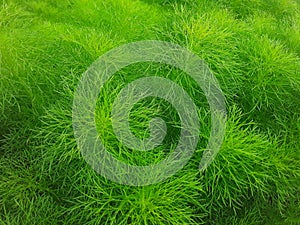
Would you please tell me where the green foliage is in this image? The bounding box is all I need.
[0,0,299,224]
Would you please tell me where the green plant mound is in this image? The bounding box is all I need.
[0,0,299,224]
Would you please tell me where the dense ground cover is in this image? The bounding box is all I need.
[0,0,299,224]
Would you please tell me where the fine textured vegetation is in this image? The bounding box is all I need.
[0,0,299,224]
